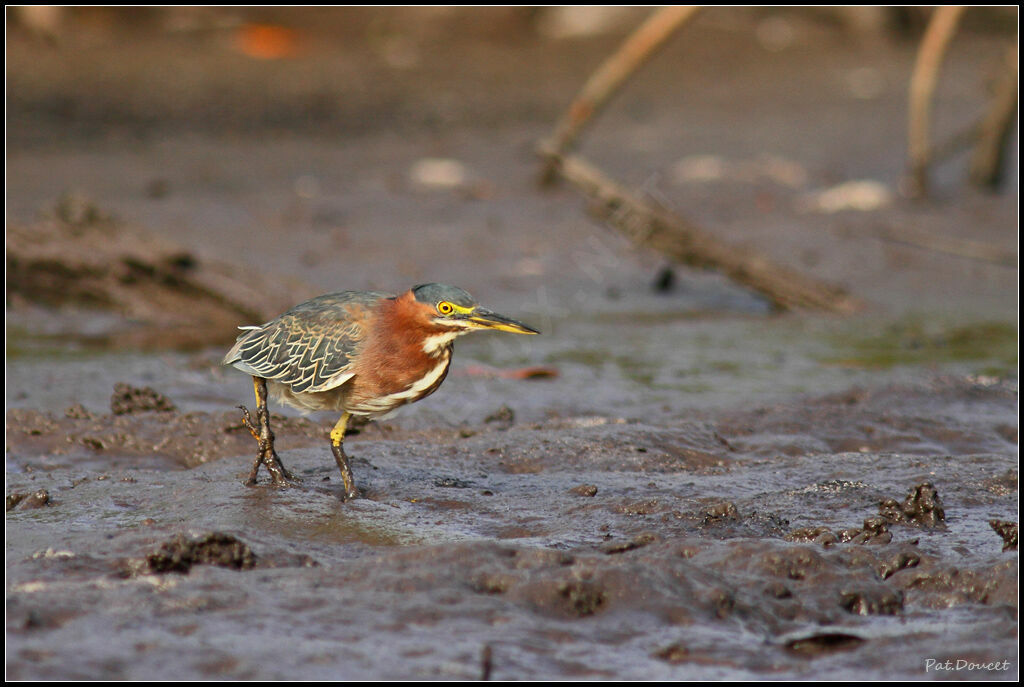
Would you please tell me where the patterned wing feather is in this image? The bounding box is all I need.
[223,291,388,392]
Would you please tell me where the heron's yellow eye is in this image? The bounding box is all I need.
[437,301,455,316]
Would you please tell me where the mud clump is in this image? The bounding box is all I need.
[110,382,177,415]
[785,527,839,547]
[837,516,893,545]
[6,489,51,512]
[54,191,111,226]
[471,572,515,595]
[432,476,474,489]
[875,549,922,579]
[989,520,1018,551]
[784,632,866,656]
[786,484,945,548]
[615,499,660,516]
[759,547,828,582]
[703,501,739,521]
[64,404,95,420]
[557,579,607,617]
[144,533,257,574]
[653,642,690,663]
[600,532,658,555]
[839,586,904,615]
[698,503,789,539]
[878,483,945,529]
[891,558,1018,606]
[484,405,515,425]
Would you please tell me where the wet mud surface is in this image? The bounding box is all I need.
[6,376,1017,680]
[6,7,1019,681]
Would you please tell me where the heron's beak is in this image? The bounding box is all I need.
[465,308,539,335]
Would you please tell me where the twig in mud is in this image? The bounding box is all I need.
[539,6,700,184]
[968,43,1018,190]
[873,224,1017,267]
[539,149,863,314]
[912,43,1017,191]
[535,7,861,313]
[906,6,967,197]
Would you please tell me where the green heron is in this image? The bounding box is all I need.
[223,283,539,499]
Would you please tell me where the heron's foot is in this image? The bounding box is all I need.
[245,450,301,487]
[331,442,360,501]
[238,405,300,487]
[261,455,301,486]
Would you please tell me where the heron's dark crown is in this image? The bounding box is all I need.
[411,283,477,308]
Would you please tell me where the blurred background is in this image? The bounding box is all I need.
[6,6,1019,419]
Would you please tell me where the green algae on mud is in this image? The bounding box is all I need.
[823,319,1017,372]
[524,312,1017,411]
[5,325,118,360]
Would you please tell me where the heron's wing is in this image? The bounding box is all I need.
[223,291,387,393]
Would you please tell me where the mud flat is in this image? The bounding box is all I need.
[6,375,1018,680]
[6,7,1018,681]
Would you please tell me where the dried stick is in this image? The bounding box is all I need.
[540,6,700,183]
[917,44,1015,169]
[906,6,967,198]
[541,149,863,314]
[969,44,1018,190]
[874,224,1017,267]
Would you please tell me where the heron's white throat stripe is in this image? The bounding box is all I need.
[421,330,461,355]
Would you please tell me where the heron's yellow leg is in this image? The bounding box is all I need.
[330,412,349,446]
[330,412,359,500]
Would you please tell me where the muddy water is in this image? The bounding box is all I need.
[6,9,1019,681]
